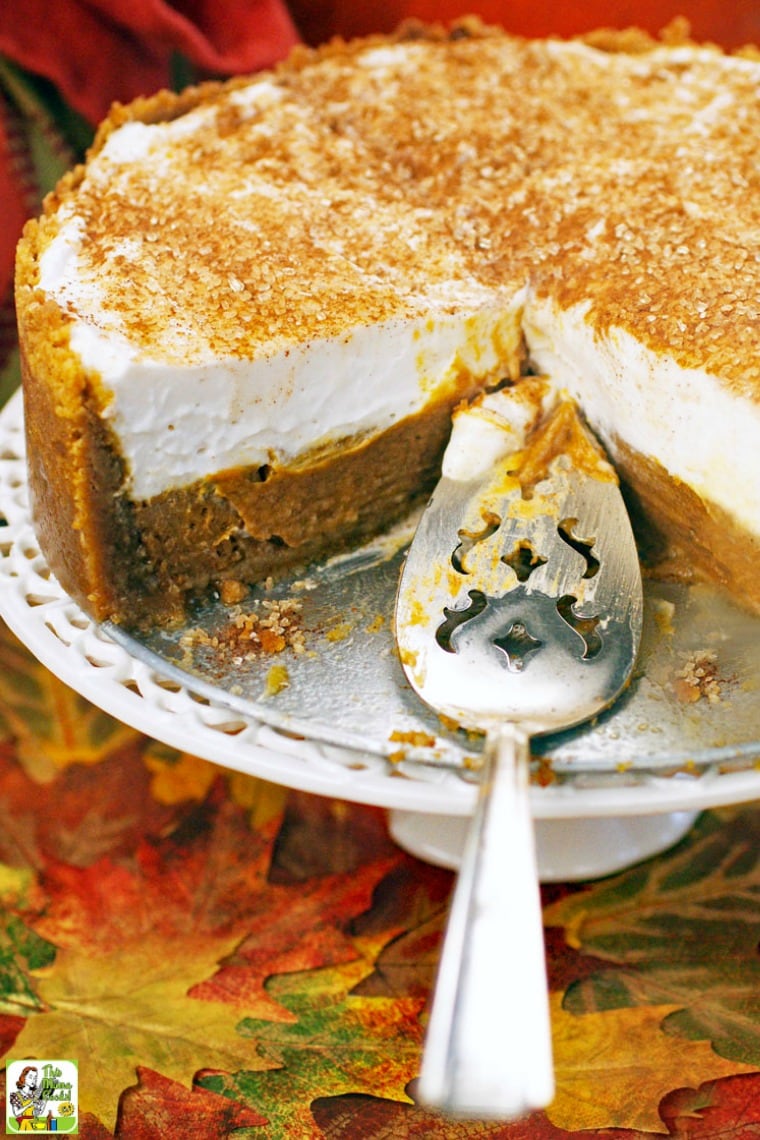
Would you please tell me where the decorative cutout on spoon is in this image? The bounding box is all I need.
[555,594,603,658]
[557,518,600,579]
[502,540,548,582]
[451,512,501,574]
[435,589,488,652]
[492,620,543,671]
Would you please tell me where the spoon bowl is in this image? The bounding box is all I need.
[395,392,643,1119]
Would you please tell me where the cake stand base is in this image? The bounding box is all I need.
[388,808,700,882]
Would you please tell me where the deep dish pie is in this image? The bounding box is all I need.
[15,18,760,626]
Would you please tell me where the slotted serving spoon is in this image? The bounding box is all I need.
[395,393,643,1119]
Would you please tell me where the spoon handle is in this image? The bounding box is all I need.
[418,724,554,1119]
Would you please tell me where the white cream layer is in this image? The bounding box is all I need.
[522,295,760,538]
[38,74,526,502]
[440,288,760,540]
[35,38,760,534]
[66,300,524,500]
[41,230,760,535]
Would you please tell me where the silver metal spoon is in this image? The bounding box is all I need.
[395,393,643,1119]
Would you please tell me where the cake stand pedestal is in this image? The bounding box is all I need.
[388,807,699,881]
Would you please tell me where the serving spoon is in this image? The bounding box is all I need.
[395,392,643,1118]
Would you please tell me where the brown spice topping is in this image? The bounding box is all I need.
[43,21,760,398]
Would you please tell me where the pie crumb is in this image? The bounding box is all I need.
[672,649,722,704]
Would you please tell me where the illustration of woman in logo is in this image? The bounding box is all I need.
[8,1066,52,1131]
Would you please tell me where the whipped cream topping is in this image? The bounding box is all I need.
[34,26,760,533]
[441,292,760,541]
[523,296,760,540]
[64,301,524,500]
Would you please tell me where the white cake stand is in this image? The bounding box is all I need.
[2,391,758,880]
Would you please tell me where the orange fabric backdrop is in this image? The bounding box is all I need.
[291,0,760,50]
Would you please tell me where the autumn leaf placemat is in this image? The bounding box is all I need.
[0,617,757,1138]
